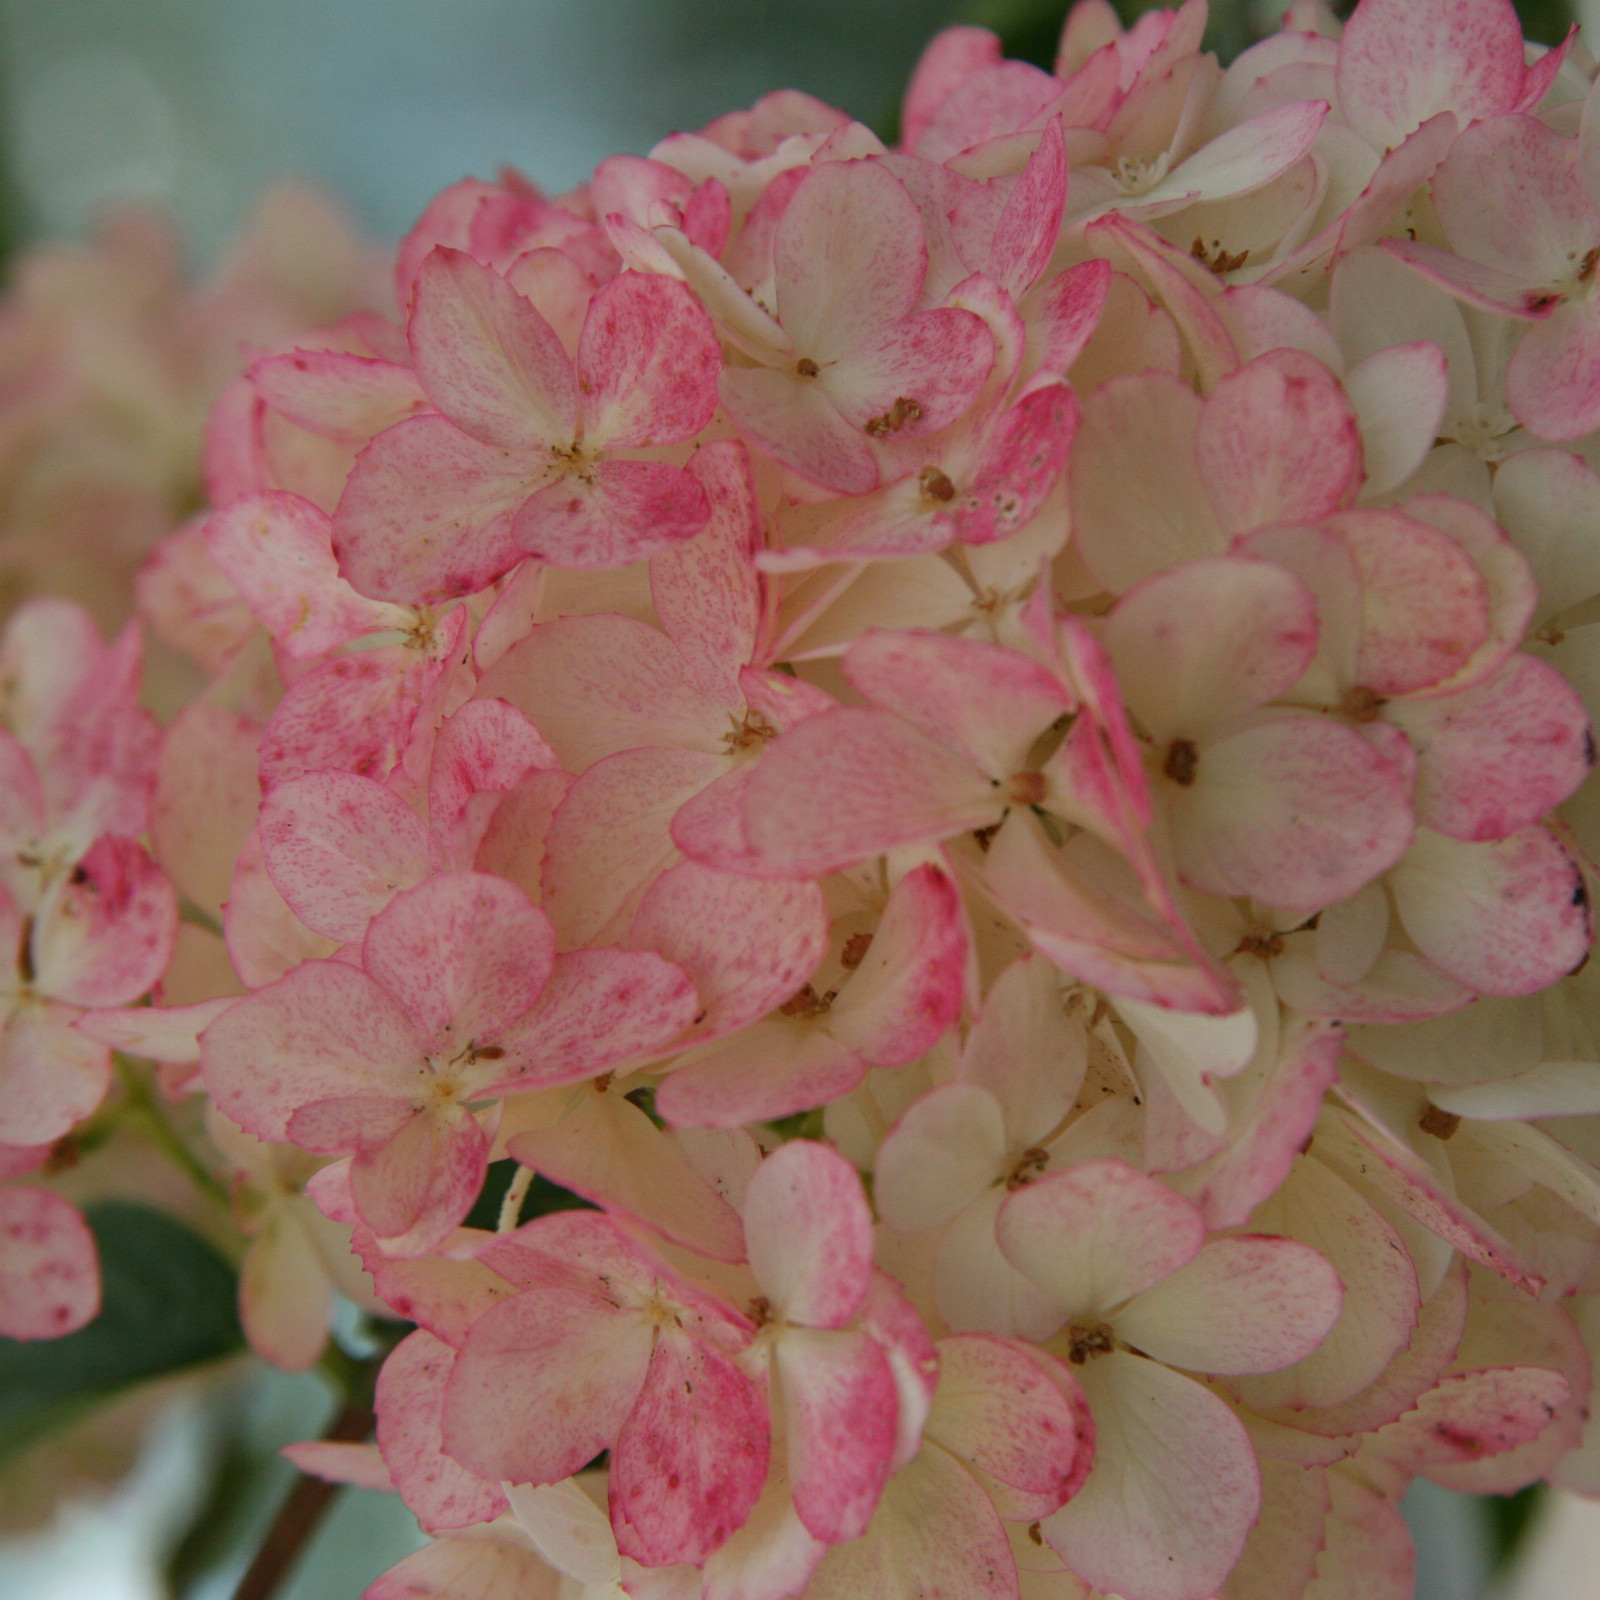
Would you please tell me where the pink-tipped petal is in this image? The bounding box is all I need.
[332,416,528,604]
[363,872,555,1050]
[826,864,966,1066]
[409,247,577,450]
[375,1329,509,1532]
[205,492,400,658]
[744,1139,875,1330]
[1114,1235,1343,1376]
[0,1189,99,1341]
[740,707,999,875]
[778,1328,899,1544]
[491,948,699,1089]
[576,272,722,448]
[260,771,437,944]
[442,1285,653,1485]
[1389,825,1593,995]
[610,1329,769,1568]
[514,458,710,569]
[1336,0,1528,152]
[996,1159,1205,1322]
[1196,348,1362,536]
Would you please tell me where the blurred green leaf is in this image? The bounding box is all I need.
[1486,1482,1548,1569]
[0,1201,243,1468]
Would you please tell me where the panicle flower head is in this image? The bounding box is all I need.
[9,3,1600,1597]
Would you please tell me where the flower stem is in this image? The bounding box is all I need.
[112,1054,231,1207]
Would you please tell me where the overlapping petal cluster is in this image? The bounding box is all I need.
[9,2,1600,1598]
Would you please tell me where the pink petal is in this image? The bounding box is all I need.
[0,1188,99,1341]
[628,862,828,1043]
[1329,505,1491,695]
[507,1091,745,1263]
[513,458,711,568]
[200,960,423,1141]
[1388,653,1593,841]
[1196,348,1361,536]
[1432,113,1599,290]
[204,492,400,658]
[491,948,698,1090]
[248,349,429,448]
[0,1004,111,1146]
[820,306,993,442]
[744,1138,874,1330]
[924,1334,1093,1520]
[428,698,558,865]
[1168,712,1415,911]
[740,707,999,875]
[1389,825,1592,995]
[802,1441,1017,1600]
[480,614,726,774]
[409,247,576,450]
[996,1158,1204,1322]
[31,837,177,1008]
[650,442,763,709]
[983,814,1240,1015]
[150,701,261,921]
[718,365,879,496]
[901,27,1004,157]
[279,1440,393,1492]
[1032,258,1114,376]
[348,1103,489,1257]
[1102,557,1319,739]
[1234,1155,1426,1415]
[826,864,966,1066]
[972,118,1068,297]
[541,747,724,949]
[1147,99,1329,205]
[363,872,555,1051]
[333,416,527,603]
[1336,0,1526,151]
[375,1328,509,1531]
[654,1021,867,1130]
[576,272,722,448]
[778,1328,898,1543]
[1042,1352,1259,1600]
[1379,235,1554,317]
[1115,1235,1342,1376]
[844,630,1072,780]
[953,382,1079,548]
[442,1284,653,1484]
[239,1210,332,1372]
[774,160,925,358]
[256,622,464,791]
[260,772,437,944]
[916,58,1061,165]
[610,1329,769,1567]
[1508,295,1600,442]
[1345,341,1451,498]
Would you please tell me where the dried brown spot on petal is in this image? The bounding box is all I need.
[1419,1104,1461,1141]
[1163,739,1199,786]
[795,357,820,378]
[919,465,957,503]
[865,396,924,437]
[840,932,873,970]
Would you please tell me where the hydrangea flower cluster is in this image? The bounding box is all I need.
[8,1,1600,1596]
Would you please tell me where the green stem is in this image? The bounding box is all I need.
[113,1055,231,1207]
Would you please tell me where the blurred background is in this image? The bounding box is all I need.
[0,1,1597,1597]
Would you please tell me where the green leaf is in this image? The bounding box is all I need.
[0,1201,244,1467]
